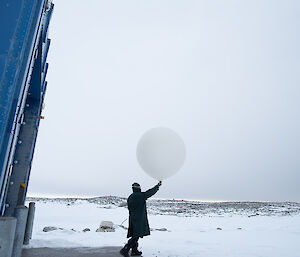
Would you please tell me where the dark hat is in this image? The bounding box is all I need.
[132,182,141,192]
[132,182,141,188]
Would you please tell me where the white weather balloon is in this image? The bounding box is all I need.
[136,127,186,180]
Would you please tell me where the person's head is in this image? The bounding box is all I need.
[132,182,141,192]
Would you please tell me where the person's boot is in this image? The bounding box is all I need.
[120,244,130,257]
[131,243,142,256]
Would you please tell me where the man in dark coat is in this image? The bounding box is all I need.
[120,181,162,257]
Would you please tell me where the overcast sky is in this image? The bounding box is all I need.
[28,0,300,201]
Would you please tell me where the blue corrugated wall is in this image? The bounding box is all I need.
[0,0,53,215]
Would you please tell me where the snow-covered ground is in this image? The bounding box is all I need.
[25,197,300,257]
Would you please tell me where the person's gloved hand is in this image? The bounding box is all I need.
[157,181,162,187]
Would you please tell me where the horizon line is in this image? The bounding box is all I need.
[26,193,299,203]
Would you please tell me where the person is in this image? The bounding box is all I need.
[120,181,162,257]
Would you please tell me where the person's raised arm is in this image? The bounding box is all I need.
[143,181,162,200]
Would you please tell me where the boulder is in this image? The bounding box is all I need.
[96,221,115,232]
[119,202,127,207]
[155,228,168,231]
[43,226,58,232]
[83,228,91,232]
[96,227,115,232]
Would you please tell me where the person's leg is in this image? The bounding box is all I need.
[121,237,141,256]
[131,237,142,256]
[120,239,132,257]
[127,237,139,249]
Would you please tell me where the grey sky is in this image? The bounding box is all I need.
[28,0,300,201]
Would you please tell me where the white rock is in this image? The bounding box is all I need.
[96,221,115,232]
[100,221,114,229]
[119,202,127,207]
[96,227,115,232]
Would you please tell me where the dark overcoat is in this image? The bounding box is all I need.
[127,185,159,238]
